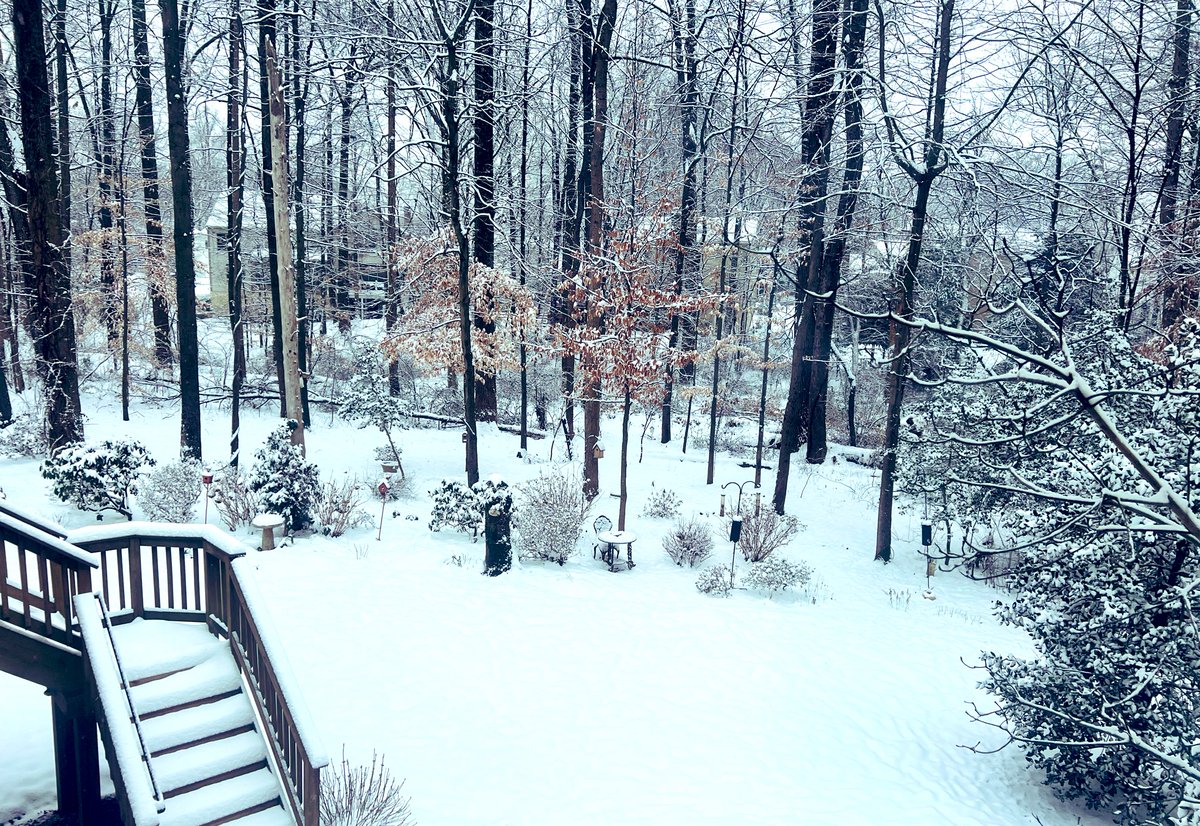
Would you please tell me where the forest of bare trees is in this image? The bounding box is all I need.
[0,0,1197,540]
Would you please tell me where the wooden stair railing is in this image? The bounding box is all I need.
[0,507,98,649]
[70,523,328,826]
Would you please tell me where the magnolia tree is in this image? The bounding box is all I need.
[555,215,724,526]
[894,302,1200,823]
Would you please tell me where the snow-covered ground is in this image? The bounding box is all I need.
[0,337,1108,825]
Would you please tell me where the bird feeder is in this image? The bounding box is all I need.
[461,431,468,444]
[380,460,399,477]
[593,442,605,459]
[729,516,743,543]
[201,468,214,523]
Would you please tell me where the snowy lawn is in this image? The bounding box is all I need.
[0,372,1108,825]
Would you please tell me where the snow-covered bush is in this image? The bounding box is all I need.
[139,458,203,522]
[642,487,681,519]
[316,475,373,537]
[320,749,413,826]
[428,480,481,536]
[339,346,408,474]
[734,510,801,562]
[743,557,811,598]
[898,311,1200,821]
[247,421,320,532]
[41,439,153,519]
[513,469,591,565]
[0,413,48,458]
[662,518,712,567]
[695,564,732,597]
[209,465,257,530]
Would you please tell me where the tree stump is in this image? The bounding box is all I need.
[483,502,512,576]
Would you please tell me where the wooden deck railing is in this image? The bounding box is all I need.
[0,509,97,647]
[70,524,326,826]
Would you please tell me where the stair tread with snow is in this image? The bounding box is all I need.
[130,650,244,717]
[221,807,297,826]
[142,692,257,756]
[110,619,227,684]
[154,729,271,796]
[157,766,283,826]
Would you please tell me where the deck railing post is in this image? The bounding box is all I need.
[127,538,144,617]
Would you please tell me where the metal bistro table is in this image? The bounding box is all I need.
[596,529,637,571]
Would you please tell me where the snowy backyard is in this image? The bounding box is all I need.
[0,346,1110,826]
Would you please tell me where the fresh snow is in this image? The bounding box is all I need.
[0,365,1110,825]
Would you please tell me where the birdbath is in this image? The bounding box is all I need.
[252,513,286,550]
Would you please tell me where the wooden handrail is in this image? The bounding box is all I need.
[68,524,325,826]
[1,515,97,647]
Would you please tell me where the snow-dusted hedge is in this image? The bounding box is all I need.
[41,438,153,520]
[734,510,801,563]
[513,469,591,565]
[743,557,812,598]
[662,517,712,567]
[139,457,203,522]
[695,564,732,597]
[247,421,319,532]
[642,487,682,519]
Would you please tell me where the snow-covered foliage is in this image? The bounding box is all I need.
[695,563,733,597]
[247,421,320,532]
[41,438,153,519]
[428,480,482,537]
[513,468,591,564]
[139,457,203,522]
[209,464,257,531]
[316,475,373,537]
[339,345,408,469]
[642,487,682,519]
[743,557,812,597]
[381,228,534,380]
[0,412,48,458]
[735,510,801,563]
[662,517,713,567]
[899,312,1200,821]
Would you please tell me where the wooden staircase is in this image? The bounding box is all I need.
[106,618,292,826]
[0,501,326,826]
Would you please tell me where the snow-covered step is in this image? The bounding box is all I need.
[110,619,227,684]
[131,649,243,717]
[155,729,270,796]
[222,806,296,826]
[142,693,256,756]
[157,766,283,826]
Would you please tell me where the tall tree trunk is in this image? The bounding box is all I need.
[662,0,700,444]
[1161,0,1194,329]
[228,0,247,467]
[96,0,119,348]
[131,0,174,366]
[805,0,868,465]
[517,0,533,448]
[473,0,498,421]
[385,0,401,397]
[335,54,358,317]
[875,0,954,561]
[257,4,286,412]
[552,0,583,451]
[290,0,311,426]
[263,2,305,451]
[54,0,70,281]
[580,0,618,500]
[772,0,840,514]
[161,0,202,458]
[13,0,84,450]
